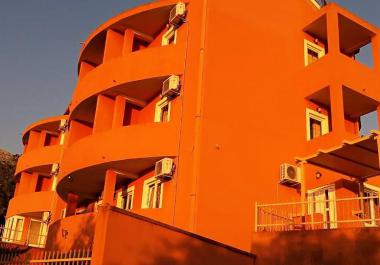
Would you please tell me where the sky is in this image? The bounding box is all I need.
[0,0,379,154]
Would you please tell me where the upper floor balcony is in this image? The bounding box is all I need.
[298,3,380,155]
[6,191,56,219]
[74,1,188,106]
[56,121,179,204]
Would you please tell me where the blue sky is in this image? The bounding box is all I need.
[0,1,379,153]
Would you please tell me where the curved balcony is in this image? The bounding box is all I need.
[72,43,186,114]
[56,122,179,202]
[6,191,56,218]
[15,145,62,176]
[22,115,67,145]
[78,0,184,70]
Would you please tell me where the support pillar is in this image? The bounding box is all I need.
[122,29,135,55]
[102,170,117,205]
[330,82,346,136]
[372,34,380,73]
[326,8,340,56]
[112,96,127,128]
[66,193,79,217]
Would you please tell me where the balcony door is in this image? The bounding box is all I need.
[28,219,43,247]
[308,185,337,229]
[363,184,380,227]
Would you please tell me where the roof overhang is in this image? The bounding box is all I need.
[296,131,380,179]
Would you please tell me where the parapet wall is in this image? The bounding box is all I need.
[252,228,380,265]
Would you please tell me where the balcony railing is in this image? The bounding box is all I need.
[255,195,380,232]
[0,225,47,248]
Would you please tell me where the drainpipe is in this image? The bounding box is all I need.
[189,0,209,231]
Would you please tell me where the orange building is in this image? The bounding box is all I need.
[3,0,380,264]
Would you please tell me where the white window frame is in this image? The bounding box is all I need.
[154,97,171,123]
[141,177,163,209]
[27,219,43,247]
[162,26,177,46]
[116,186,135,210]
[304,39,325,66]
[306,108,329,141]
[307,184,337,229]
[363,183,380,227]
[8,216,24,243]
[310,0,322,9]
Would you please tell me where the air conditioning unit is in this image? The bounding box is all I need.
[169,2,186,26]
[162,75,180,98]
[280,163,301,186]
[155,158,175,180]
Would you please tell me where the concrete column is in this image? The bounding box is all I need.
[66,193,79,217]
[330,82,346,136]
[326,9,340,56]
[79,61,95,80]
[102,170,117,205]
[122,29,135,55]
[18,172,39,194]
[112,96,127,128]
[93,95,115,134]
[90,205,110,265]
[103,29,124,62]
[372,34,380,73]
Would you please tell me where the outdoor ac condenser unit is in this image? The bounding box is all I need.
[280,163,301,186]
[169,2,186,26]
[155,158,175,180]
[162,75,180,98]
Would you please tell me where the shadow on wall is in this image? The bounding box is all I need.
[252,228,380,265]
[136,237,255,265]
[45,213,96,251]
[94,206,255,265]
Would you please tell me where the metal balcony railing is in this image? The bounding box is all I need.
[255,195,380,232]
[0,225,47,248]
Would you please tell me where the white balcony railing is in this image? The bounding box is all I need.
[0,225,47,248]
[255,196,380,232]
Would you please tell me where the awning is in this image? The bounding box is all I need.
[297,131,380,179]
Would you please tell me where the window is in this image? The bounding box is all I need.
[116,186,135,210]
[304,39,325,66]
[162,26,177,46]
[306,108,329,140]
[310,0,322,9]
[4,216,25,242]
[142,177,163,209]
[154,97,171,123]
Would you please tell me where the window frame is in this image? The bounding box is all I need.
[154,97,171,123]
[310,0,322,9]
[117,186,135,210]
[306,108,329,141]
[141,177,164,209]
[162,26,177,46]
[304,39,325,66]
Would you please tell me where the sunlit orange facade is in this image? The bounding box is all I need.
[4,0,380,264]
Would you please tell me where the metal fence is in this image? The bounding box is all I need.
[255,195,380,232]
[0,226,47,248]
[0,249,92,265]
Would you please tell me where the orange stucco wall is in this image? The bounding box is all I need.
[252,228,380,265]
[91,205,254,265]
[6,0,380,261]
